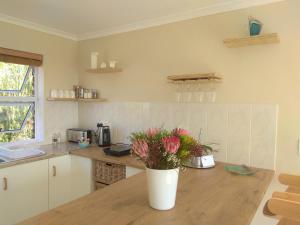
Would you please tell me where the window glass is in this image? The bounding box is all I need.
[0,62,36,143]
[0,62,34,97]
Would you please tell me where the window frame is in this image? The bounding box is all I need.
[0,65,42,145]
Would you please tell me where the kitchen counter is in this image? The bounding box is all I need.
[70,147,145,169]
[0,142,80,169]
[0,143,144,170]
[16,163,273,225]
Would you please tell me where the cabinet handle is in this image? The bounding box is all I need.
[3,177,7,191]
[53,166,57,177]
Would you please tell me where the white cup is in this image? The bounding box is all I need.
[63,90,70,98]
[109,60,117,68]
[58,90,64,98]
[70,90,75,99]
[50,89,58,98]
[100,62,107,69]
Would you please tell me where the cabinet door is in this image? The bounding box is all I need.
[70,155,92,200]
[49,155,72,209]
[126,166,143,178]
[0,160,48,225]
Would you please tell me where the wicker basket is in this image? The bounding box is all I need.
[94,160,126,184]
[95,182,108,190]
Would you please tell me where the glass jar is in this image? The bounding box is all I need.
[92,89,98,99]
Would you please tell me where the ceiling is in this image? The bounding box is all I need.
[0,0,283,40]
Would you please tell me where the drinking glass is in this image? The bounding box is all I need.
[175,81,184,102]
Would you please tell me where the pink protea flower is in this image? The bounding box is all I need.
[173,128,189,136]
[132,139,148,159]
[146,128,161,137]
[162,136,180,154]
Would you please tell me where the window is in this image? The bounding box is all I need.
[0,63,37,142]
[0,47,43,143]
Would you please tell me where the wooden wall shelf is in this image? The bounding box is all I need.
[86,68,122,74]
[223,33,280,48]
[47,98,106,102]
[167,73,221,83]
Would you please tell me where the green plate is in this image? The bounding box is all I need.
[224,165,256,176]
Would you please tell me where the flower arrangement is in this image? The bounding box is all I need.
[130,128,213,170]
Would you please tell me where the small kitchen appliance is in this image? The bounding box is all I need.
[67,128,93,143]
[96,123,111,147]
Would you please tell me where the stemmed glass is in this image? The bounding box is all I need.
[175,81,184,102]
[194,81,204,103]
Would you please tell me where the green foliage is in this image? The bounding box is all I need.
[131,128,201,169]
[176,135,194,160]
[201,144,214,154]
[0,62,35,143]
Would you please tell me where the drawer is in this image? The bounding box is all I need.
[94,160,125,184]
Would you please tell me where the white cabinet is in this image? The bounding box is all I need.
[0,160,48,225]
[126,166,143,178]
[49,155,72,209]
[70,155,92,200]
[49,155,92,209]
[0,154,92,225]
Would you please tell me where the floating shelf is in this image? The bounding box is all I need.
[47,98,106,102]
[223,33,280,48]
[86,68,122,74]
[167,73,222,83]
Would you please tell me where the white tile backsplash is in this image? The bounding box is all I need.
[206,104,228,138]
[44,101,78,143]
[170,103,190,129]
[78,102,278,170]
[251,105,277,138]
[250,136,276,170]
[228,104,251,138]
[187,103,207,140]
[227,136,251,165]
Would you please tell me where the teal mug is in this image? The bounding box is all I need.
[249,18,262,36]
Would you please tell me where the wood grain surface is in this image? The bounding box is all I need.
[70,147,145,169]
[223,33,279,48]
[16,163,273,225]
[278,218,300,225]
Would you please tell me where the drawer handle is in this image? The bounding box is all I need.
[53,166,57,177]
[106,163,112,167]
[3,177,7,191]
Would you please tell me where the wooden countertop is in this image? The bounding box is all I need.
[17,163,273,225]
[0,142,79,169]
[0,144,144,170]
[70,146,145,169]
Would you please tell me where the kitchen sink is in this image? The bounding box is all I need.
[0,157,9,164]
[0,147,45,161]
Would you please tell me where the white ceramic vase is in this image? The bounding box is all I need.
[146,167,179,210]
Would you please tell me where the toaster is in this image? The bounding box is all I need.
[67,128,93,143]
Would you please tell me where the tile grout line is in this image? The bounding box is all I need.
[249,104,253,167]
[273,105,279,171]
[225,105,229,163]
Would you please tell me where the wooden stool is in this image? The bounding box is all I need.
[264,174,300,225]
